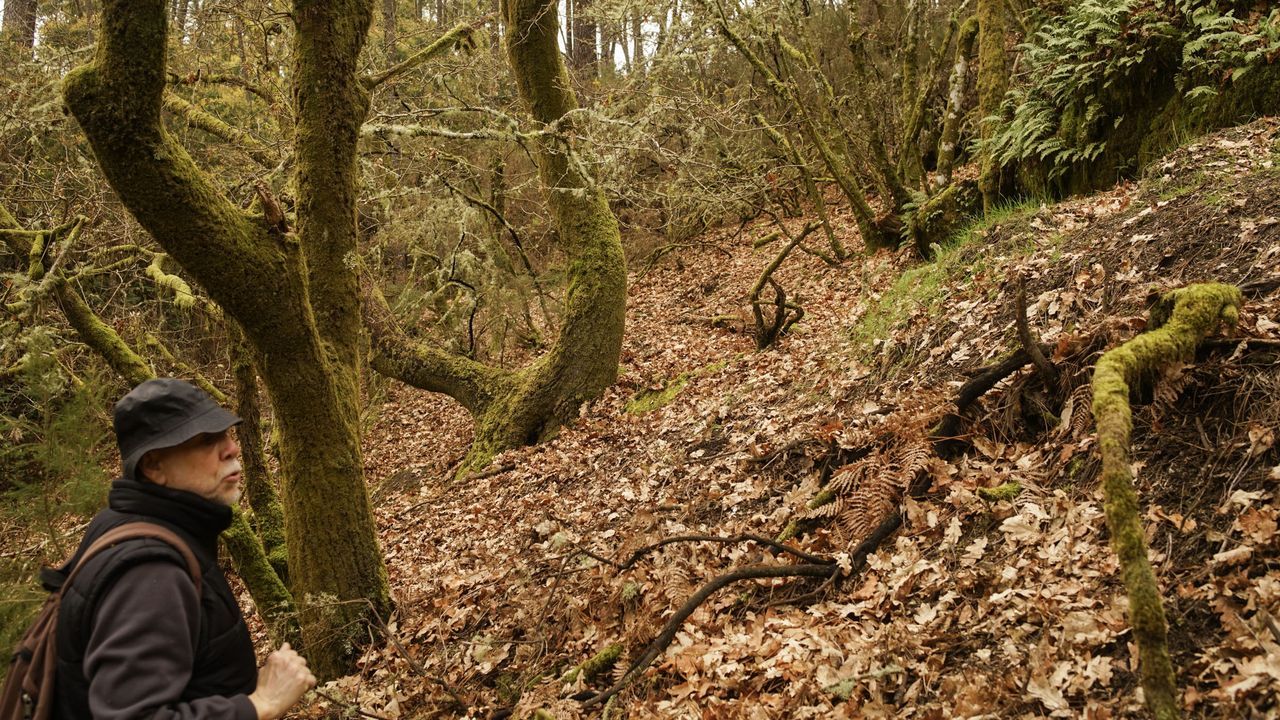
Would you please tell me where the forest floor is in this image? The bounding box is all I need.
[296,119,1280,719]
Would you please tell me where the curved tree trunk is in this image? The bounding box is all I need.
[369,0,627,476]
[61,0,390,679]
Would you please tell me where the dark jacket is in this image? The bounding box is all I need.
[50,479,258,719]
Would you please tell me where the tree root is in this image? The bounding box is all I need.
[581,513,902,708]
[1092,282,1242,720]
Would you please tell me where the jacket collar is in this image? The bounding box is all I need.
[107,477,233,558]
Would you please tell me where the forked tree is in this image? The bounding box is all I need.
[62,0,391,678]
[369,0,627,476]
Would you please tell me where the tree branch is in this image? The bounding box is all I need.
[168,70,274,104]
[61,0,280,324]
[163,91,279,169]
[362,15,492,90]
[363,284,512,415]
[582,511,903,708]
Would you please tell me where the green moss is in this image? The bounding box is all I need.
[808,488,837,510]
[1092,282,1241,720]
[907,181,982,257]
[626,374,689,414]
[776,519,801,544]
[621,581,642,603]
[854,200,1038,358]
[561,642,623,684]
[222,507,299,646]
[977,482,1023,501]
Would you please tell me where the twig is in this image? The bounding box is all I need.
[749,221,818,349]
[1014,273,1059,388]
[361,600,468,711]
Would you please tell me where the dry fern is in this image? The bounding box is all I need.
[1061,382,1094,439]
[1147,361,1190,421]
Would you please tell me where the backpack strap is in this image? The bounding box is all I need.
[62,522,203,598]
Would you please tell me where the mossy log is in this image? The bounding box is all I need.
[1091,282,1242,720]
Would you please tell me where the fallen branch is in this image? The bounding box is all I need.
[1092,282,1242,720]
[930,344,1048,454]
[581,563,835,708]
[582,512,902,708]
[1239,275,1280,299]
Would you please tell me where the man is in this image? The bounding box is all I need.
[50,378,315,719]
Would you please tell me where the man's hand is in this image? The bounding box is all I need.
[248,642,317,720]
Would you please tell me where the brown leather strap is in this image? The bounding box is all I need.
[62,522,203,596]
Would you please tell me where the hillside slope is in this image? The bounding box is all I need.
[312,119,1280,719]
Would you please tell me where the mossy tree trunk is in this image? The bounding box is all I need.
[369,0,627,476]
[843,22,913,216]
[228,323,289,581]
[61,0,390,679]
[976,0,1007,212]
[933,15,979,188]
[1091,283,1243,720]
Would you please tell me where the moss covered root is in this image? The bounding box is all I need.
[1091,282,1241,720]
[561,642,623,685]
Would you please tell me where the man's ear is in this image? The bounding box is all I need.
[139,450,166,485]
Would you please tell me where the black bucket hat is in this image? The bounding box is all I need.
[114,378,241,481]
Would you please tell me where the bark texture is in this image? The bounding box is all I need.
[934,16,978,187]
[61,0,390,679]
[1091,283,1242,720]
[976,0,1007,211]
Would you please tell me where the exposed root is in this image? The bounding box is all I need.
[1091,282,1243,720]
